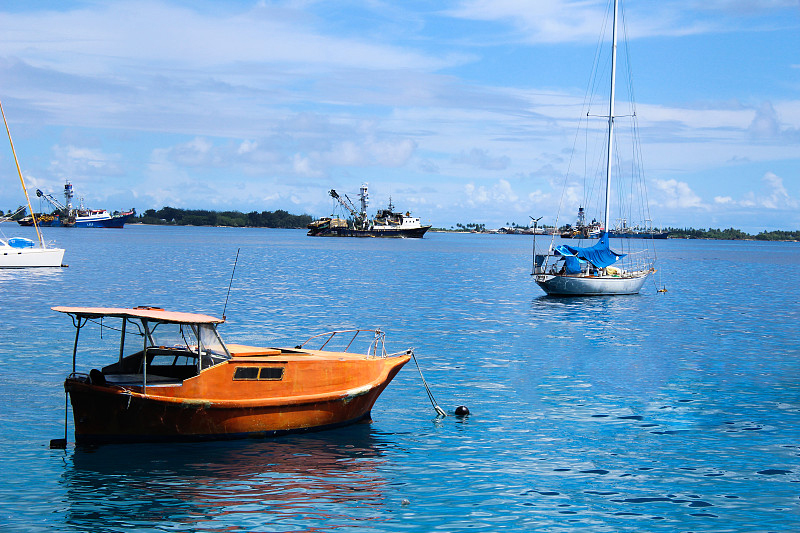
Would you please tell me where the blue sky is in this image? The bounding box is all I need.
[1,0,798,232]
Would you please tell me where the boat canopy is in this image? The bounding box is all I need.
[8,237,36,249]
[51,306,225,325]
[554,232,625,274]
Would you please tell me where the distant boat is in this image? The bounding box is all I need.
[308,184,431,238]
[52,306,411,444]
[560,206,603,239]
[18,181,134,228]
[533,0,655,296]
[609,219,669,239]
[0,100,65,268]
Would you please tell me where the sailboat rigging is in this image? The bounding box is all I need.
[533,0,655,296]
[0,100,65,268]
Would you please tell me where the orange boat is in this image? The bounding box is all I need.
[53,306,411,444]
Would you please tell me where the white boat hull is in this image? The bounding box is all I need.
[535,270,650,296]
[0,246,65,267]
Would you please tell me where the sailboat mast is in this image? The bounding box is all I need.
[0,100,44,247]
[603,0,619,235]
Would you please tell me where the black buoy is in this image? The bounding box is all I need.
[49,438,67,449]
[454,405,470,416]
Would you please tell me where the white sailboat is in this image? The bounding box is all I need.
[533,0,654,296]
[0,100,65,268]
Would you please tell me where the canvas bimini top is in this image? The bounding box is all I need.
[51,306,225,325]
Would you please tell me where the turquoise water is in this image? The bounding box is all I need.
[1,224,799,532]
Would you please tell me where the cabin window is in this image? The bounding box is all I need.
[233,367,259,380]
[259,367,284,380]
[233,366,285,381]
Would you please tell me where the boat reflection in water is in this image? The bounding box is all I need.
[63,428,392,530]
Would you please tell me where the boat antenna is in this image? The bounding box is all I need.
[222,248,240,321]
[1,100,44,247]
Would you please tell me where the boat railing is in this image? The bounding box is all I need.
[535,250,653,277]
[298,329,391,358]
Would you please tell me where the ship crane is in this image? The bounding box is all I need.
[329,189,367,229]
[36,189,68,211]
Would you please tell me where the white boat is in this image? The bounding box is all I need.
[533,0,653,296]
[0,100,65,268]
[0,236,64,268]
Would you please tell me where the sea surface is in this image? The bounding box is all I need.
[1,223,798,532]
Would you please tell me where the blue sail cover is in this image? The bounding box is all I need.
[554,232,625,274]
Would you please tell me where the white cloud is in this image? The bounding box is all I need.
[0,1,447,76]
[749,102,781,139]
[453,148,510,170]
[238,140,258,155]
[465,179,518,206]
[48,144,123,179]
[652,179,708,209]
[759,171,797,209]
[292,153,322,178]
[708,171,797,210]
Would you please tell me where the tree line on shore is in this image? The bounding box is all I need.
[136,207,313,228]
[660,227,799,241]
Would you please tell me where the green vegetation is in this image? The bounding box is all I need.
[455,222,486,232]
[137,207,313,228]
[1,206,27,220]
[665,227,800,241]
[753,230,800,241]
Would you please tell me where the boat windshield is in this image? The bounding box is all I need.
[147,322,230,363]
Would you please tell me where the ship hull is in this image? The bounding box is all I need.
[535,271,650,296]
[64,353,409,444]
[73,212,133,228]
[610,232,669,239]
[308,225,431,238]
[20,212,132,228]
[0,246,64,267]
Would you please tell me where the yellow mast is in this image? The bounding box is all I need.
[0,99,44,247]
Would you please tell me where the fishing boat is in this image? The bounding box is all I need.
[533,0,655,296]
[53,306,411,444]
[0,100,65,268]
[19,181,134,228]
[307,184,431,238]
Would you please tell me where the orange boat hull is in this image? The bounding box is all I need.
[65,352,409,444]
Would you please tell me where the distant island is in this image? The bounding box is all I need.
[135,207,313,228]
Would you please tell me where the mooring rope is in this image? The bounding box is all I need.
[410,350,446,417]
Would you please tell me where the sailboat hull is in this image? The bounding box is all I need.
[0,246,65,267]
[535,271,650,296]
